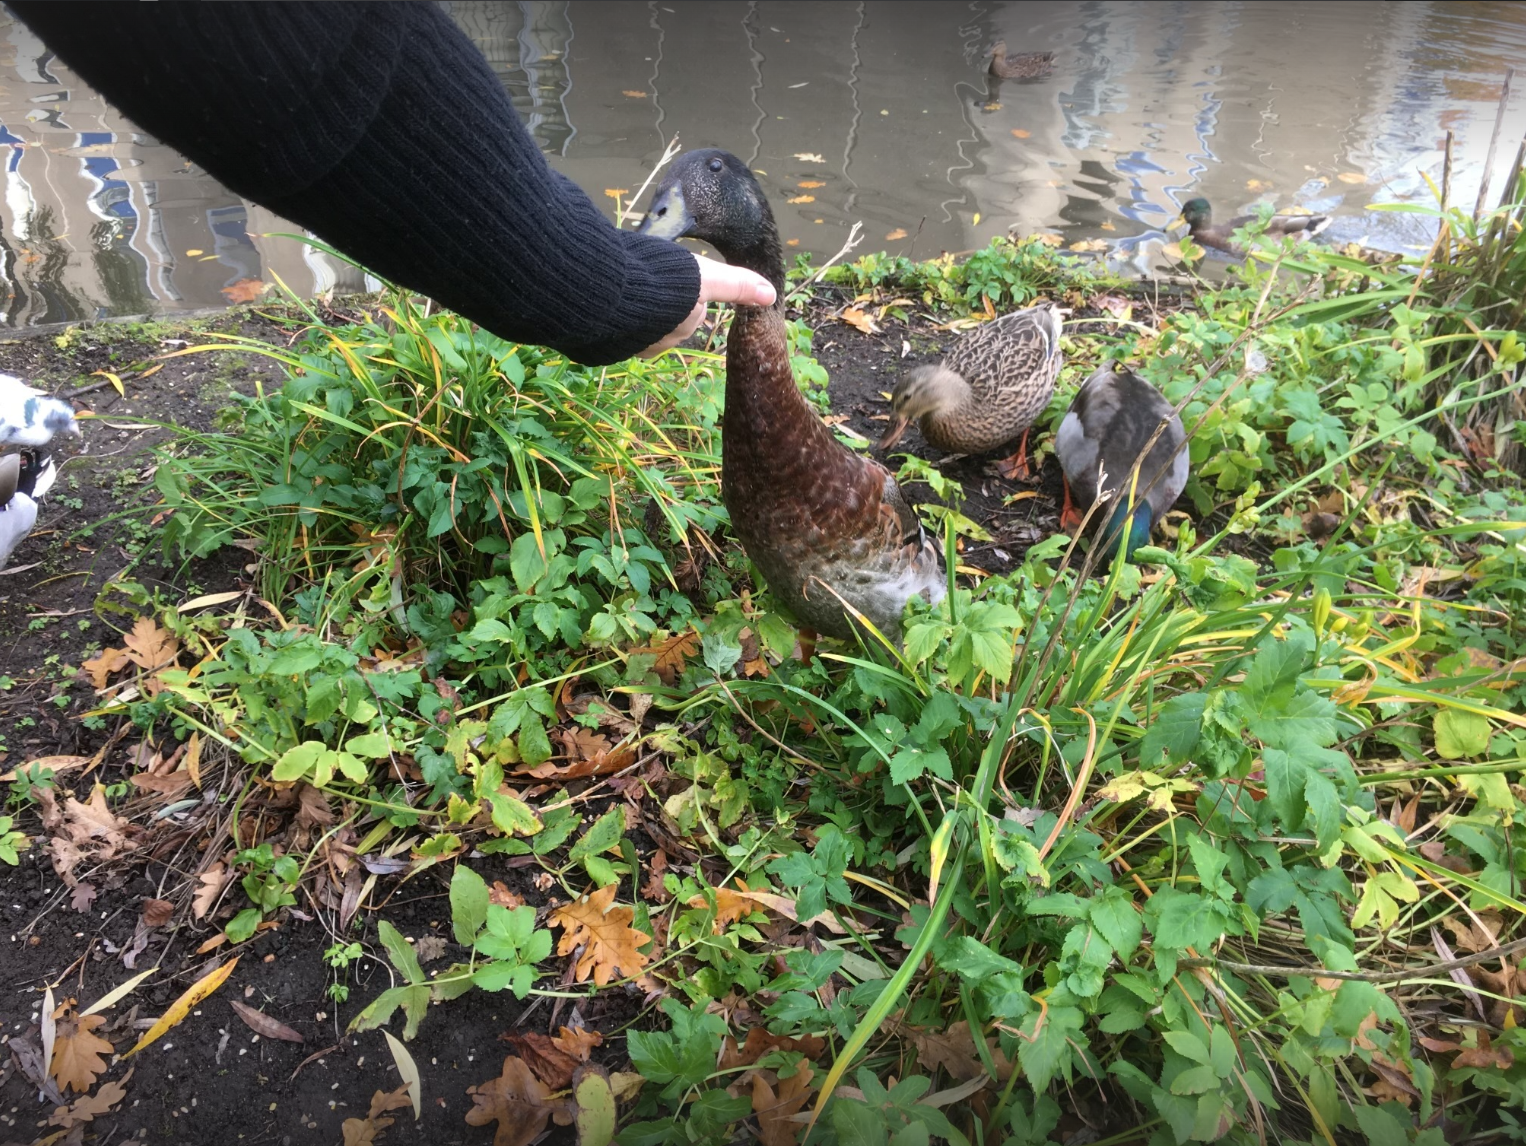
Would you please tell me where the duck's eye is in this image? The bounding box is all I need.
[655,206,667,217]
[708,158,723,173]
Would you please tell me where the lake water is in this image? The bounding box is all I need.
[0,0,1524,326]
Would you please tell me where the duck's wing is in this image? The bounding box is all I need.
[1084,366,1188,518]
[945,303,1063,401]
[1266,211,1330,238]
[0,491,39,571]
[1056,363,1122,506]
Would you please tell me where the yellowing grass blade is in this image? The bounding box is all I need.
[123,956,239,1059]
[81,965,158,1017]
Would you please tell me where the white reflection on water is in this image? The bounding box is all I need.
[0,0,1521,324]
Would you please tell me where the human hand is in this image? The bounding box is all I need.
[637,253,777,358]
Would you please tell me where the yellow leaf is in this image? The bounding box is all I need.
[1010,128,1031,139]
[603,189,628,199]
[185,732,202,790]
[787,194,815,204]
[1337,171,1366,184]
[549,886,650,987]
[786,238,800,246]
[972,212,981,225]
[138,363,163,380]
[621,90,647,98]
[1246,178,1270,190]
[1099,220,1116,231]
[184,249,203,257]
[91,370,124,397]
[797,180,825,189]
[1068,238,1108,252]
[124,956,239,1058]
[885,228,908,241]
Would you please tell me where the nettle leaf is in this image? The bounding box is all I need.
[1247,688,1341,753]
[1139,692,1206,766]
[1089,886,1142,958]
[1145,888,1231,951]
[888,744,953,785]
[1017,1003,1084,1091]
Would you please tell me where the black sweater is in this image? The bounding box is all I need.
[10,1,699,366]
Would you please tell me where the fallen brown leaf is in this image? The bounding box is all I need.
[638,630,700,686]
[787,194,815,204]
[49,1003,114,1094]
[1453,1034,1514,1070]
[500,1026,602,1089]
[192,863,229,921]
[908,1020,1011,1082]
[687,886,764,934]
[840,306,880,335]
[719,1028,826,1070]
[489,880,525,908]
[465,1056,573,1146]
[48,1072,129,1128]
[640,849,670,903]
[885,228,909,241]
[752,1064,815,1146]
[70,883,98,913]
[342,1085,413,1146]
[230,1000,304,1043]
[549,885,651,987]
[140,899,173,928]
[295,784,335,830]
[797,180,825,189]
[82,647,130,690]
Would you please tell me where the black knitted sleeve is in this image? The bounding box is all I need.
[10,1,700,366]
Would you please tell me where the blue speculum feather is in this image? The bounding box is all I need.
[1096,498,1153,563]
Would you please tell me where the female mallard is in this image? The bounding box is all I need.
[878,302,1062,480]
[1054,362,1188,561]
[638,150,944,643]
[988,41,1054,80]
[1172,197,1329,256]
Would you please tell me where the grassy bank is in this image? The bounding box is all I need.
[6,184,1526,1146]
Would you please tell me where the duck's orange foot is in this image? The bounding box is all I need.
[794,628,818,663]
[995,430,1035,482]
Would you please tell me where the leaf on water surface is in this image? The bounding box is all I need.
[341,1085,413,1146]
[1246,178,1270,190]
[220,278,271,303]
[1010,128,1031,138]
[1337,171,1366,184]
[464,1055,573,1146]
[751,1063,816,1146]
[621,90,647,98]
[549,885,651,987]
[885,228,909,241]
[124,956,239,1058]
[798,179,825,188]
[792,152,826,163]
[787,194,816,204]
[230,1000,304,1043]
[49,1002,114,1094]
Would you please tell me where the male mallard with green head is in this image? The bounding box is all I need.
[879,301,1063,480]
[1054,362,1188,561]
[638,150,944,643]
[1172,197,1329,256]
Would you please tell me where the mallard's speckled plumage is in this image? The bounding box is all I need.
[1175,197,1329,256]
[638,150,944,643]
[1055,362,1188,561]
[880,302,1063,473]
[988,41,1054,80]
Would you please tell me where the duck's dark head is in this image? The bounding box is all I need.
[637,148,784,300]
[1178,198,1212,229]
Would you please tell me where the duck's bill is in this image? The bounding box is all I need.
[1166,213,1186,230]
[877,415,911,450]
[635,184,696,241]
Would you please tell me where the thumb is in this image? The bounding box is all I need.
[694,252,777,308]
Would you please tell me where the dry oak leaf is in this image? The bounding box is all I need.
[48,1073,129,1128]
[687,885,766,934]
[465,1055,573,1146]
[752,1063,816,1146]
[123,616,179,673]
[719,1028,826,1071]
[50,1004,114,1094]
[524,727,636,780]
[640,848,671,903]
[1454,1033,1515,1071]
[839,306,880,335]
[192,863,230,921]
[500,1026,602,1089]
[82,646,130,689]
[908,1020,1011,1082]
[549,884,651,987]
[489,880,525,908]
[638,629,700,686]
[342,1085,414,1146]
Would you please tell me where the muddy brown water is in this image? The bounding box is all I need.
[0,0,1523,325]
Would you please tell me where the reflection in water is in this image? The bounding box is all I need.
[0,1,1521,324]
